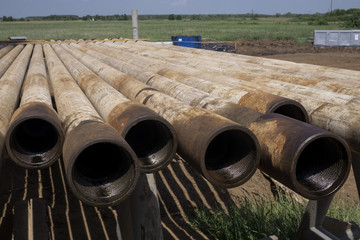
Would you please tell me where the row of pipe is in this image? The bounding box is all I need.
[61,42,349,200]
[94,41,360,155]
[0,41,355,207]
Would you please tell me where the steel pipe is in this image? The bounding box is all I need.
[5,44,64,169]
[0,44,33,170]
[90,42,360,154]
[127,40,360,82]
[62,43,261,189]
[74,43,309,122]
[0,45,14,59]
[52,43,177,173]
[108,41,360,109]
[43,44,139,207]
[0,44,25,78]
[67,45,350,199]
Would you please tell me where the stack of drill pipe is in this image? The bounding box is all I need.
[0,45,14,59]
[0,44,25,78]
[5,44,64,169]
[51,43,177,173]
[84,42,309,122]
[125,41,360,100]
[95,42,360,155]
[57,44,261,190]
[0,44,33,169]
[111,41,360,109]
[43,44,139,207]
[130,40,360,84]
[65,43,351,200]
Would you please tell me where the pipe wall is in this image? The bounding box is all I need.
[91,42,360,155]
[62,43,261,189]
[5,44,64,169]
[0,44,33,166]
[52,43,177,173]
[43,44,139,207]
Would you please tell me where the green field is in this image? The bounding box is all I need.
[0,18,344,44]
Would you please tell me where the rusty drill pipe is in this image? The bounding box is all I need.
[93,43,360,154]
[0,44,25,78]
[129,40,360,83]
[63,44,260,188]
[5,44,64,169]
[43,44,139,207]
[74,42,308,122]
[52,43,176,173]
[0,44,33,168]
[0,45,14,59]
[107,42,360,109]
[71,46,349,199]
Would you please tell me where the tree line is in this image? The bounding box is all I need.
[1,9,359,27]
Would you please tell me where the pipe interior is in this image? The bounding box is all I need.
[205,129,257,185]
[125,120,174,169]
[296,138,348,193]
[11,118,60,165]
[73,142,135,202]
[273,104,308,122]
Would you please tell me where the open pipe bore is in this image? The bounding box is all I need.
[73,142,135,203]
[205,129,258,187]
[296,137,349,196]
[273,104,308,123]
[10,118,61,167]
[125,120,175,171]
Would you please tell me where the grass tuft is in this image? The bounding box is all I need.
[189,192,360,240]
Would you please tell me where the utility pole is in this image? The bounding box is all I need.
[330,0,333,13]
[131,9,138,39]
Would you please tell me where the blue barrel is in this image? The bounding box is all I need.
[171,36,202,48]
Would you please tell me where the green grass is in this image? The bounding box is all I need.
[0,18,345,44]
[189,193,360,240]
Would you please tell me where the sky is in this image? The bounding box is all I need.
[1,0,359,18]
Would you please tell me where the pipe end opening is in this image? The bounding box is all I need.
[72,142,136,205]
[125,120,175,172]
[205,129,258,187]
[10,118,61,168]
[296,137,349,198]
[273,104,308,123]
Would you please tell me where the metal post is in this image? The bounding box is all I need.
[295,194,360,239]
[132,10,139,39]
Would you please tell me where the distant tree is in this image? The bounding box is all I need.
[344,10,360,28]
[3,16,14,21]
[176,15,182,20]
[168,14,175,20]
[122,14,129,20]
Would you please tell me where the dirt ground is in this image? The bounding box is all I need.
[227,38,360,204]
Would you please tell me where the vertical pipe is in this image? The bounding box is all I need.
[43,44,139,207]
[132,10,139,40]
[5,44,64,169]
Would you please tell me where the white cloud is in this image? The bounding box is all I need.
[171,0,187,7]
